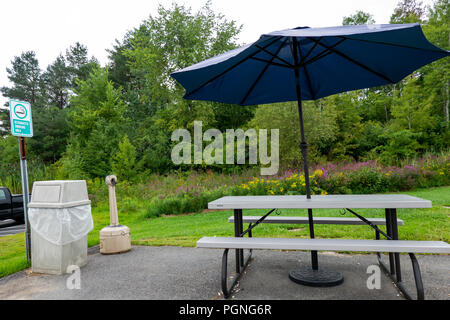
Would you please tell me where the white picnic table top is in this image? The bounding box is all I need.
[208,194,432,209]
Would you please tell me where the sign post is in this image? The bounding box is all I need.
[10,99,33,263]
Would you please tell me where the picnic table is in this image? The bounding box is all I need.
[198,194,450,300]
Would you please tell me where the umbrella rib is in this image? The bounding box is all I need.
[297,39,316,99]
[184,36,282,98]
[302,36,323,61]
[308,37,394,84]
[301,50,333,67]
[250,57,292,69]
[339,36,449,54]
[254,44,294,67]
[241,38,288,105]
[298,38,346,68]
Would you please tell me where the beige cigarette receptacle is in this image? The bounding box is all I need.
[99,175,131,254]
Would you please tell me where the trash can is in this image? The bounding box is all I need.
[28,180,93,275]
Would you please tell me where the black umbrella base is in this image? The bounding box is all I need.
[289,267,344,287]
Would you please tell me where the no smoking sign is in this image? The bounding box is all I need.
[10,99,33,137]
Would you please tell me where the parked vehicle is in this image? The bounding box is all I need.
[0,187,30,223]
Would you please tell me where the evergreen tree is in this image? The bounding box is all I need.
[42,55,71,109]
[66,42,99,88]
[0,51,43,134]
[27,106,69,162]
[1,51,42,104]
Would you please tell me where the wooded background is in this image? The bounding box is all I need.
[0,0,448,182]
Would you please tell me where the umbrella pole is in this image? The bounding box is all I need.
[296,99,318,270]
[288,37,343,287]
[292,36,318,270]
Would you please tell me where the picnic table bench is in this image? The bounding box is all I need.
[197,194,450,300]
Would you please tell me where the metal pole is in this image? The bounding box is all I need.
[233,209,241,273]
[288,37,342,287]
[292,37,318,270]
[18,137,31,263]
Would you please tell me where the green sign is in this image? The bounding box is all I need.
[10,100,33,137]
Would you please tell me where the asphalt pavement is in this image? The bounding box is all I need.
[0,245,448,300]
[0,219,25,237]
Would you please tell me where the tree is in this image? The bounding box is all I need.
[62,67,126,178]
[115,1,243,172]
[249,100,338,166]
[391,77,434,132]
[80,121,124,178]
[0,107,10,137]
[390,0,425,23]
[1,51,42,105]
[66,42,99,88]
[69,68,125,141]
[328,92,364,161]
[357,88,394,124]
[342,11,375,25]
[111,135,137,181]
[373,129,422,163]
[41,55,71,109]
[0,51,43,134]
[28,106,69,162]
[123,1,242,118]
[0,135,19,168]
[107,37,134,89]
[422,0,449,128]
[212,103,257,132]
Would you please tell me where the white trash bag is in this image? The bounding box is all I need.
[28,204,93,246]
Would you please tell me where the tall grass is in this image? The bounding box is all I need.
[0,161,55,194]
[1,152,448,214]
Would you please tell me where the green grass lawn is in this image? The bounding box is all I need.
[1,186,449,278]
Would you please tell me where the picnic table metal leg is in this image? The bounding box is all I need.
[390,209,402,282]
[385,209,396,275]
[221,209,252,299]
[348,207,424,299]
[237,209,244,268]
[234,209,242,273]
[377,250,425,300]
[377,208,424,300]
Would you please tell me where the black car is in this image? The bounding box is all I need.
[0,187,30,223]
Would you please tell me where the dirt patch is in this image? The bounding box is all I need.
[0,272,54,299]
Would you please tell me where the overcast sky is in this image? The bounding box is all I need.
[0,0,435,109]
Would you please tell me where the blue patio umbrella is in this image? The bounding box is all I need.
[171,23,449,286]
